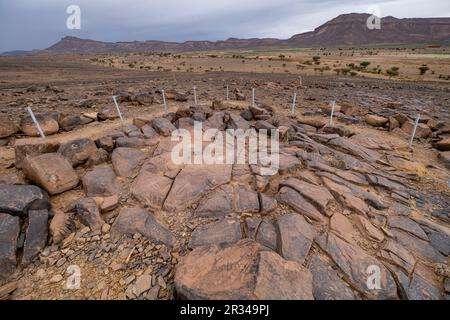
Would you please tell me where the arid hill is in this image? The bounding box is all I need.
[41,13,450,54]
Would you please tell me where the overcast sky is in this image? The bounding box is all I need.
[0,0,449,52]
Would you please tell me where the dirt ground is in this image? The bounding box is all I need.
[0,53,449,300]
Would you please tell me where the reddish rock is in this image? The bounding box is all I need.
[111,207,175,247]
[164,164,232,212]
[276,213,315,264]
[0,115,18,138]
[365,114,388,127]
[317,232,398,299]
[20,113,59,137]
[131,172,172,210]
[14,141,60,169]
[309,254,356,300]
[280,178,334,214]
[175,240,314,299]
[152,118,176,137]
[277,186,325,223]
[401,121,432,139]
[188,218,241,249]
[112,147,146,177]
[194,185,233,218]
[433,137,450,151]
[82,167,118,197]
[22,153,79,195]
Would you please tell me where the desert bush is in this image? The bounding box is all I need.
[386,67,400,77]
[419,64,430,75]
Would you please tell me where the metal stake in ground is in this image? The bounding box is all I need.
[161,89,168,113]
[299,76,303,87]
[193,86,197,106]
[25,106,45,139]
[112,96,125,126]
[252,88,255,107]
[329,100,336,126]
[291,92,297,115]
[226,85,229,101]
[408,114,421,149]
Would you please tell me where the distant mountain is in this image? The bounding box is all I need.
[43,13,450,54]
[1,50,31,56]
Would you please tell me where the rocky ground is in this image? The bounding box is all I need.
[0,55,449,300]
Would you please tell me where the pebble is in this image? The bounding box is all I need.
[50,274,63,283]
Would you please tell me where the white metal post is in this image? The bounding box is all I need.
[161,89,167,113]
[193,86,197,106]
[252,88,255,107]
[329,101,336,126]
[408,114,421,149]
[112,96,124,126]
[291,92,297,115]
[25,107,45,139]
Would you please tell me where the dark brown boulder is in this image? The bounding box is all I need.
[0,184,50,216]
[0,213,20,279]
[22,209,49,265]
[57,138,99,166]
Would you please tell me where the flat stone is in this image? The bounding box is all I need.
[317,232,397,299]
[278,154,301,174]
[188,218,241,249]
[309,254,356,300]
[280,178,334,214]
[82,167,118,197]
[111,207,175,247]
[135,275,152,296]
[23,153,79,195]
[259,193,277,214]
[164,164,231,212]
[112,147,146,177]
[0,184,50,216]
[22,209,49,265]
[175,240,314,300]
[277,186,325,223]
[194,185,233,218]
[14,141,60,169]
[131,172,172,210]
[413,217,450,256]
[407,262,442,300]
[328,137,381,162]
[388,216,428,241]
[0,213,20,279]
[276,213,315,265]
[234,186,259,213]
[379,240,415,274]
[355,215,384,242]
[245,218,277,251]
[330,212,358,244]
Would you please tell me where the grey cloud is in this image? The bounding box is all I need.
[0,0,448,52]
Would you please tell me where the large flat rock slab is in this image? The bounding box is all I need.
[175,240,313,300]
[164,164,232,211]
